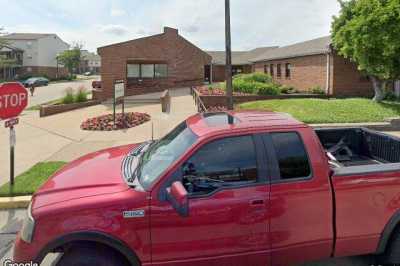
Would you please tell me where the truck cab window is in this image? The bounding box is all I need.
[182,135,257,196]
[271,132,311,180]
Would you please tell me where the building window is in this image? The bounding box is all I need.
[127,63,168,78]
[155,64,168,77]
[270,64,274,77]
[127,64,140,78]
[285,63,291,78]
[277,64,282,78]
[141,64,155,78]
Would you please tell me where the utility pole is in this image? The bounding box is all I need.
[225,0,233,111]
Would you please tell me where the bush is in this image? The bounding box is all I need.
[257,83,281,96]
[311,86,325,95]
[281,85,296,94]
[75,86,88,102]
[384,89,399,101]
[62,88,75,104]
[234,73,272,83]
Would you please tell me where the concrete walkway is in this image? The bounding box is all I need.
[0,88,197,186]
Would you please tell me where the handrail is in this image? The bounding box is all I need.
[191,87,207,113]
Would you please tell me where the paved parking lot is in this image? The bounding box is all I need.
[27,76,98,108]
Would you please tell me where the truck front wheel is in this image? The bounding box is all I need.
[57,245,131,266]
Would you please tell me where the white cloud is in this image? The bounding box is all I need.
[110,8,126,17]
[100,24,129,36]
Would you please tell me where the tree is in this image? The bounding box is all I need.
[331,0,400,102]
[0,27,18,80]
[57,43,82,77]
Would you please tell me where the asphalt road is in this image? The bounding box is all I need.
[26,76,99,108]
[0,209,378,266]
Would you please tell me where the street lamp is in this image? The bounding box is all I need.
[225,0,233,111]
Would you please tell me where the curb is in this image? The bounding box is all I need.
[0,196,31,209]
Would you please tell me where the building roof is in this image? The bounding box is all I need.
[187,111,305,137]
[252,36,332,62]
[207,46,278,65]
[1,33,55,40]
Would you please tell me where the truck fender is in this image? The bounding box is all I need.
[34,231,141,265]
[376,210,400,254]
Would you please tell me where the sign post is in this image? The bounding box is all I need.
[0,82,28,186]
[113,80,125,127]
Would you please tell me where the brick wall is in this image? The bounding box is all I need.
[97,27,211,100]
[254,54,328,93]
[331,51,373,97]
[253,52,374,97]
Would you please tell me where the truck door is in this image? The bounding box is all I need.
[263,129,334,266]
[150,134,271,266]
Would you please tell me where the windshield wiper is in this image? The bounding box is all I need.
[131,140,156,180]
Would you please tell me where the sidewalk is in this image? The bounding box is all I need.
[0,88,197,186]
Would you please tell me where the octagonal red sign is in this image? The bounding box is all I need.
[0,82,28,120]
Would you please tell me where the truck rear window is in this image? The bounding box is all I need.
[271,132,311,180]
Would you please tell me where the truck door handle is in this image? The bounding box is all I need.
[250,199,265,206]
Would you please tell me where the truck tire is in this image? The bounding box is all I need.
[57,245,131,266]
[382,227,400,264]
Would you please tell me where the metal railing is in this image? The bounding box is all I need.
[190,87,207,113]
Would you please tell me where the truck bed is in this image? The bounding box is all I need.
[315,128,400,170]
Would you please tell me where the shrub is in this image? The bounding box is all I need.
[384,89,399,101]
[75,86,88,102]
[62,88,75,104]
[257,83,281,96]
[281,85,296,94]
[233,79,258,94]
[234,73,272,83]
[311,86,325,95]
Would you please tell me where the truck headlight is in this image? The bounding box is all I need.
[20,202,35,243]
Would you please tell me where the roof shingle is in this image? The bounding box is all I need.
[251,36,331,62]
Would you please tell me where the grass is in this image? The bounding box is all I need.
[0,162,67,197]
[238,98,400,123]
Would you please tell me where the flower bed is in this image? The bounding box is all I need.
[197,86,249,96]
[81,112,151,131]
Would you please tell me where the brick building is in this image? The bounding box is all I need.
[252,36,373,97]
[206,47,277,82]
[97,27,211,100]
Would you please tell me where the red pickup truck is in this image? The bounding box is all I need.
[13,111,400,266]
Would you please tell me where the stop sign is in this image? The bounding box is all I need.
[0,82,28,120]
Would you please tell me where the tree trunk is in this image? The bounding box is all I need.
[371,76,386,102]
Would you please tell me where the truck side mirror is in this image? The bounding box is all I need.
[166,181,189,217]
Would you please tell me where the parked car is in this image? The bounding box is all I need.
[92,80,101,88]
[22,77,49,87]
[83,71,92,76]
[13,111,400,266]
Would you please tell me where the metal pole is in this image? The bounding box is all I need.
[225,0,233,111]
[113,83,116,128]
[10,126,15,186]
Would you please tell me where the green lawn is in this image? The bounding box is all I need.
[0,162,67,197]
[238,98,400,123]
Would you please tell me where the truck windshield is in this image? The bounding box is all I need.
[138,121,197,189]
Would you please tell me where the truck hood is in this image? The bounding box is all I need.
[32,144,140,210]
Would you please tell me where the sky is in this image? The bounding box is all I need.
[1,0,341,53]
